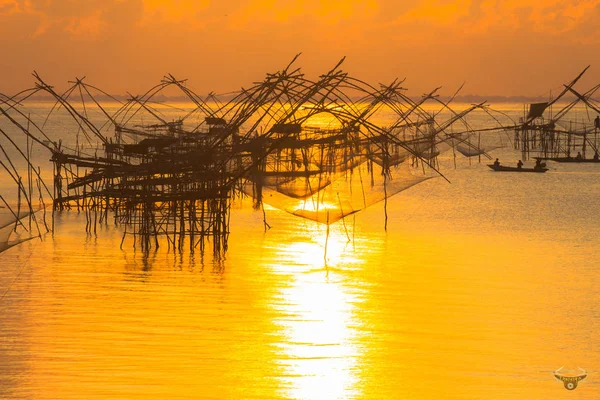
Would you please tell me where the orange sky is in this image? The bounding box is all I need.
[1,0,600,97]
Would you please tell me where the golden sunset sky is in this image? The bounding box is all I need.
[1,0,600,96]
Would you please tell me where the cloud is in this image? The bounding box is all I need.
[0,0,20,15]
[0,0,599,96]
[4,0,214,36]
[392,0,471,25]
[388,0,600,37]
[222,0,380,52]
[62,9,105,37]
[0,0,144,38]
[229,0,378,28]
[140,0,210,27]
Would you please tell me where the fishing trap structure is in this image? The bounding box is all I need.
[0,56,501,255]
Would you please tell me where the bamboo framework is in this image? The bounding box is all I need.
[1,56,498,255]
[514,66,600,161]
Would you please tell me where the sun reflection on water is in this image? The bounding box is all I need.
[268,225,365,399]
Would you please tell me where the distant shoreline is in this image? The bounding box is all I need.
[2,94,583,104]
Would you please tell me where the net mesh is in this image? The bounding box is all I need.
[244,159,434,224]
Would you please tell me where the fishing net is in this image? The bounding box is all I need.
[244,158,434,224]
[454,142,500,157]
[0,210,36,253]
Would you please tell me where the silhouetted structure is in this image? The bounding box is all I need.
[514,66,600,162]
[1,56,497,254]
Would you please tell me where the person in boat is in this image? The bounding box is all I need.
[576,152,583,160]
[534,159,543,170]
[493,158,500,167]
[595,115,600,131]
[517,160,523,169]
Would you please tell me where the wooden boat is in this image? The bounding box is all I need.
[487,164,548,173]
[534,156,600,163]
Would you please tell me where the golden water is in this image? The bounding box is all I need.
[2,155,600,399]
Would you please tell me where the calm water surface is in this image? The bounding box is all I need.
[2,105,600,399]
